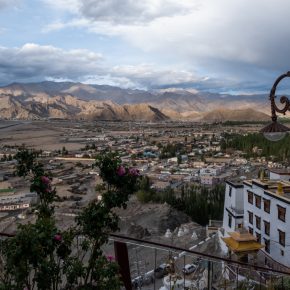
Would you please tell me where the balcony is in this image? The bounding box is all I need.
[228,206,244,216]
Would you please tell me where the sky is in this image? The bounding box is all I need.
[0,0,290,93]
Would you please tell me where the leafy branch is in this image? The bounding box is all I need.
[0,149,140,290]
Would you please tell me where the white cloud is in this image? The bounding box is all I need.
[111,64,200,88]
[43,0,290,85]
[0,0,19,9]
[0,43,210,89]
[42,18,90,33]
[103,0,290,73]
[86,63,215,90]
[42,0,80,13]
[79,0,198,24]
[0,43,104,84]
[42,0,197,23]
[82,75,138,89]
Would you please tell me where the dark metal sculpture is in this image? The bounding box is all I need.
[269,71,290,120]
[260,72,290,140]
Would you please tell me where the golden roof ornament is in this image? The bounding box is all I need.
[277,182,284,195]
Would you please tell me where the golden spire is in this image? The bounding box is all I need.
[277,182,284,195]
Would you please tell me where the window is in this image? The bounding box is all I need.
[255,215,261,230]
[248,227,253,234]
[277,205,286,222]
[248,211,253,225]
[248,191,253,204]
[229,186,232,197]
[255,195,261,209]
[264,221,270,236]
[256,232,261,243]
[278,230,285,247]
[264,238,270,253]
[281,250,284,256]
[238,223,242,228]
[263,198,271,214]
[228,214,232,228]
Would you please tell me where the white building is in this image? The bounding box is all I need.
[0,192,38,211]
[269,168,290,181]
[222,169,290,268]
[222,180,244,235]
[200,164,224,176]
[167,157,178,163]
[200,174,219,186]
[192,161,205,168]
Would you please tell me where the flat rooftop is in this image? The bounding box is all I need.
[244,178,290,202]
[226,179,244,188]
[269,168,290,175]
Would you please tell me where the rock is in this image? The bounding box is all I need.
[158,208,190,234]
[127,224,151,239]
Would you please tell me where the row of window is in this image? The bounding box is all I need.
[248,213,285,235]
[248,216,285,247]
[247,191,270,213]
[247,191,286,221]
[248,227,272,253]
[248,227,285,254]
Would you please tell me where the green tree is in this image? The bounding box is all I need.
[62,146,68,156]
[136,190,152,203]
[0,149,140,289]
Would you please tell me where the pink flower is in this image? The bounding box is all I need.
[41,176,50,184]
[106,255,115,262]
[128,168,140,176]
[117,165,126,176]
[54,234,62,242]
[45,187,52,193]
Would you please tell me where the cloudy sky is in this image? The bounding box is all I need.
[0,0,290,93]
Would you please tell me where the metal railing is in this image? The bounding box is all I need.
[1,232,290,289]
[229,206,244,215]
[109,233,290,290]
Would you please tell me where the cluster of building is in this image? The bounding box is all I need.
[2,120,290,276]
[0,122,279,219]
[222,168,290,270]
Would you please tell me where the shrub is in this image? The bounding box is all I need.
[136,190,152,203]
[0,149,140,289]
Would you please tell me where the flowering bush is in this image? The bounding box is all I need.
[116,166,126,177]
[0,149,140,290]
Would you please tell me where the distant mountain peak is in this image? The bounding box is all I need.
[0,81,269,121]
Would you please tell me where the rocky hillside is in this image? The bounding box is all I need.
[201,108,269,122]
[0,93,169,121]
[0,81,271,121]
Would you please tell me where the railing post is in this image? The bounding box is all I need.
[114,241,132,290]
[183,254,186,289]
[154,248,157,290]
[207,260,212,289]
[236,266,239,289]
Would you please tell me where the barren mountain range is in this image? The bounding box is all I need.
[0,81,271,122]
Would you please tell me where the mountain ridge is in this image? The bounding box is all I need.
[0,81,271,122]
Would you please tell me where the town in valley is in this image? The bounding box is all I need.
[1,118,290,289]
